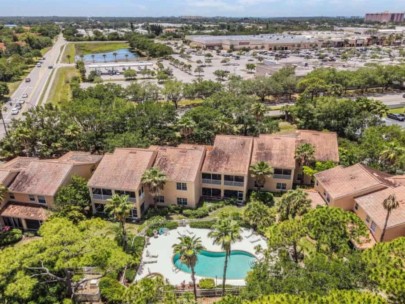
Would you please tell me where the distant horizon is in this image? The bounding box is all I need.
[2,0,405,19]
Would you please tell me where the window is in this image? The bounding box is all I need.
[224,190,244,200]
[366,215,370,223]
[177,198,188,206]
[9,193,15,200]
[129,208,138,218]
[274,169,292,179]
[156,196,165,203]
[276,183,287,190]
[29,195,35,202]
[202,173,221,184]
[102,189,112,196]
[176,183,187,191]
[38,196,46,204]
[370,221,377,233]
[202,188,221,197]
[115,190,135,199]
[354,203,359,211]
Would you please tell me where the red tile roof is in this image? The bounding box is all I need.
[0,203,48,221]
[296,130,339,162]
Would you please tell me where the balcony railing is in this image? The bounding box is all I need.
[128,197,136,203]
[224,181,244,187]
[202,179,221,185]
[92,194,112,201]
[273,174,292,180]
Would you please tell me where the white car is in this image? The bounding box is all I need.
[36,63,41,67]
[14,103,22,110]
[22,93,28,98]
[18,99,25,104]
[11,108,19,115]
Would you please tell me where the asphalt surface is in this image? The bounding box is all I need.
[0,34,66,139]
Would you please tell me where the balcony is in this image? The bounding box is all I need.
[128,197,136,203]
[202,179,221,185]
[92,194,112,201]
[224,181,244,187]
[273,174,292,180]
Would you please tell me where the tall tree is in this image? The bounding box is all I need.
[243,200,276,232]
[250,161,274,191]
[162,79,183,109]
[380,194,399,242]
[141,167,166,209]
[105,194,133,250]
[208,217,242,295]
[277,189,311,221]
[172,235,205,300]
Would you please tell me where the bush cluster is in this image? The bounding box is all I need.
[199,278,215,289]
[0,228,23,246]
[189,220,216,229]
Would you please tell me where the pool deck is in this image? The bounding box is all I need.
[135,227,267,286]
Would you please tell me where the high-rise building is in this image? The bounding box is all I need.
[365,11,404,23]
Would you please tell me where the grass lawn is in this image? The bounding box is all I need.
[388,107,405,114]
[278,121,297,133]
[62,43,76,63]
[47,67,79,105]
[75,42,129,56]
[207,204,246,218]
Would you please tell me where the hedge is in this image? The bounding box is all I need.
[0,228,23,246]
[199,278,215,289]
[189,220,216,229]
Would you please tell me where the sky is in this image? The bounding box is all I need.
[1,0,405,17]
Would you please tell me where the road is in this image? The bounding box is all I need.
[0,34,67,138]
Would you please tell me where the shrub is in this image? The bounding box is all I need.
[250,191,275,206]
[189,220,216,229]
[125,268,136,283]
[199,278,215,289]
[0,228,23,246]
[183,207,210,218]
[99,277,125,304]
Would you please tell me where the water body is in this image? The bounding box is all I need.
[78,48,138,63]
[173,250,256,279]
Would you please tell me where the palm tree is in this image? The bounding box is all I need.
[380,194,400,242]
[91,54,95,63]
[0,184,7,202]
[172,235,205,300]
[249,161,274,191]
[277,189,311,221]
[295,143,315,184]
[103,54,107,63]
[113,52,118,62]
[105,194,133,250]
[379,142,405,170]
[141,168,166,209]
[66,54,71,64]
[177,116,196,143]
[250,102,267,122]
[208,218,242,295]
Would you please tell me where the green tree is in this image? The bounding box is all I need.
[295,143,315,167]
[141,167,167,209]
[277,189,311,221]
[0,82,9,101]
[266,219,307,263]
[304,206,369,256]
[177,116,196,143]
[249,161,274,191]
[246,63,256,73]
[172,235,205,300]
[55,175,92,213]
[214,70,228,81]
[243,200,276,232]
[0,218,130,302]
[105,194,134,250]
[380,194,399,242]
[162,79,183,109]
[208,217,242,295]
[123,69,137,80]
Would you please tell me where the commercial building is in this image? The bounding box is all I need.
[365,12,404,23]
[0,152,102,231]
[314,164,405,242]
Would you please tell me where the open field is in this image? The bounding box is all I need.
[75,42,129,55]
[388,107,405,114]
[47,67,79,105]
[62,43,76,63]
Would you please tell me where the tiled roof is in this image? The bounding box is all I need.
[0,203,49,221]
[202,135,253,175]
[305,189,326,208]
[0,157,38,171]
[315,164,395,199]
[355,186,405,229]
[252,134,296,169]
[296,130,339,162]
[57,151,103,165]
[8,161,73,196]
[88,148,156,191]
[153,146,205,182]
[0,169,18,187]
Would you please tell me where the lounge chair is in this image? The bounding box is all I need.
[143,258,158,264]
[249,237,261,243]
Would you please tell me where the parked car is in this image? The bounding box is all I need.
[14,103,22,110]
[11,108,19,115]
[22,93,28,98]
[36,63,41,67]
[387,113,405,122]
[18,99,25,104]
[25,78,31,83]
[48,65,53,69]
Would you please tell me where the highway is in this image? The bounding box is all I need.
[0,34,67,138]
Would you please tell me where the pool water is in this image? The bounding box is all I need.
[173,250,256,279]
[78,48,138,63]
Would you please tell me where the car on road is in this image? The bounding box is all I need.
[36,63,41,67]
[11,108,19,115]
[25,78,31,83]
[48,65,53,69]
[387,113,405,122]
[18,99,25,104]
[22,93,28,98]
[14,103,22,110]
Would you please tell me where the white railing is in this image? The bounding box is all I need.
[202,179,221,185]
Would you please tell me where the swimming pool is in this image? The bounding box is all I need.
[173,250,256,279]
